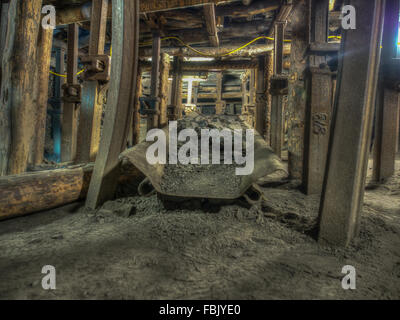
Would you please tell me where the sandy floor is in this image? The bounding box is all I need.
[0,159,399,300]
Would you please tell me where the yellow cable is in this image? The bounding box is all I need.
[50,69,85,78]
[50,46,112,78]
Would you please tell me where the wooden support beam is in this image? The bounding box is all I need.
[303,0,333,195]
[372,0,400,182]
[56,0,237,25]
[159,53,171,128]
[0,162,143,220]
[85,0,140,209]
[255,55,269,136]
[148,30,161,131]
[7,0,42,175]
[181,59,258,71]
[129,68,142,147]
[215,72,225,114]
[318,0,385,246]
[32,27,53,165]
[215,0,280,17]
[61,24,79,163]
[139,43,291,58]
[169,56,183,121]
[287,0,308,179]
[0,1,14,176]
[373,89,399,182]
[203,3,219,47]
[270,22,287,156]
[76,0,108,164]
[193,82,200,105]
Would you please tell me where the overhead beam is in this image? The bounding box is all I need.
[56,0,239,25]
[139,43,291,58]
[203,3,219,47]
[318,0,385,246]
[215,0,280,17]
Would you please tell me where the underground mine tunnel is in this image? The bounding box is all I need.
[0,0,399,301]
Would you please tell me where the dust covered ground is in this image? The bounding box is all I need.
[0,158,399,300]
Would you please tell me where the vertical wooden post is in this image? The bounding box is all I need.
[270,22,287,155]
[215,71,224,114]
[32,27,53,166]
[129,67,142,147]
[86,0,139,209]
[303,0,333,194]
[255,55,268,136]
[287,0,308,179]
[148,30,161,131]
[0,1,14,176]
[168,56,183,121]
[61,23,79,162]
[318,0,385,246]
[193,81,199,106]
[158,53,170,128]
[241,73,248,109]
[76,0,108,163]
[7,0,42,174]
[372,0,400,182]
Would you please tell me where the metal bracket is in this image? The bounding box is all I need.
[81,54,111,82]
[139,97,159,116]
[62,84,82,103]
[270,75,289,95]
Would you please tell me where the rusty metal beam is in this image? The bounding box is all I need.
[86,0,140,209]
[318,0,385,247]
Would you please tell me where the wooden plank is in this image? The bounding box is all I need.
[33,27,54,165]
[203,3,219,47]
[76,0,108,163]
[318,0,385,246]
[86,0,140,209]
[61,23,79,162]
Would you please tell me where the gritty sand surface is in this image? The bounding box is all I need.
[0,159,399,300]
